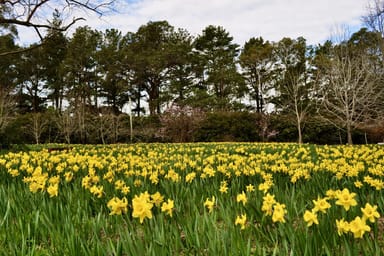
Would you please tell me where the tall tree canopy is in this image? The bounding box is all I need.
[193,25,245,111]
[129,21,192,115]
[240,37,274,113]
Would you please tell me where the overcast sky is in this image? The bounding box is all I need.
[16,0,368,46]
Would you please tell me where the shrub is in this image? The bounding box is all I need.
[194,112,262,142]
[159,105,206,142]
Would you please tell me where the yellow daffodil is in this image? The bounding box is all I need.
[8,169,19,177]
[361,203,380,223]
[185,172,196,183]
[303,210,318,227]
[246,184,255,192]
[236,191,247,206]
[272,203,287,223]
[90,185,103,198]
[261,193,276,216]
[121,185,130,195]
[64,171,73,182]
[132,192,153,223]
[312,197,331,214]
[47,184,59,197]
[133,179,142,187]
[204,196,215,213]
[325,189,338,199]
[114,180,125,190]
[151,192,164,207]
[258,182,271,193]
[335,188,357,211]
[219,181,228,194]
[161,199,174,217]
[354,181,363,188]
[235,214,247,230]
[349,216,370,238]
[336,218,350,236]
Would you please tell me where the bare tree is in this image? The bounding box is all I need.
[0,86,16,134]
[272,37,313,144]
[363,0,384,36]
[319,44,383,144]
[27,112,48,144]
[55,110,76,144]
[91,109,122,144]
[0,0,115,55]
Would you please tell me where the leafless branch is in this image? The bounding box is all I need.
[0,43,43,56]
[319,45,384,143]
[0,0,115,40]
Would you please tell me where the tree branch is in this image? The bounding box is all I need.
[0,43,44,57]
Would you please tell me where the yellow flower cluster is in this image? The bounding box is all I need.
[0,143,383,233]
[304,188,380,239]
[107,191,174,223]
[335,203,380,238]
[303,196,331,227]
[107,197,128,215]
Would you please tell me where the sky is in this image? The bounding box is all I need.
[16,0,368,47]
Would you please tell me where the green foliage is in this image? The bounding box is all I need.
[268,114,296,143]
[130,115,163,143]
[193,25,246,111]
[129,21,192,115]
[240,37,274,113]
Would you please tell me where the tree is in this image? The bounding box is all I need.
[27,112,48,144]
[270,37,313,144]
[363,0,384,36]
[43,10,68,111]
[16,45,48,113]
[193,25,245,111]
[164,29,195,107]
[317,38,384,144]
[129,21,190,115]
[97,29,131,114]
[0,33,18,87]
[61,26,101,143]
[240,37,274,113]
[55,109,76,144]
[89,110,123,144]
[0,33,18,145]
[0,0,115,55]
[362,1,384,82]
[0,86,16,136]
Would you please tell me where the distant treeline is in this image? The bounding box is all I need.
[1,17,384,145]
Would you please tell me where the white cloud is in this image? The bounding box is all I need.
[16,0,368,46]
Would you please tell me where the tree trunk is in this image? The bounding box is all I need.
[347,123,353,145]
[148,81,160,116]
[295,100,303,144]
[297,117,302,144]
[256,72,262,113]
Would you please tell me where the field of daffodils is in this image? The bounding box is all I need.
[0,143,383,255]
